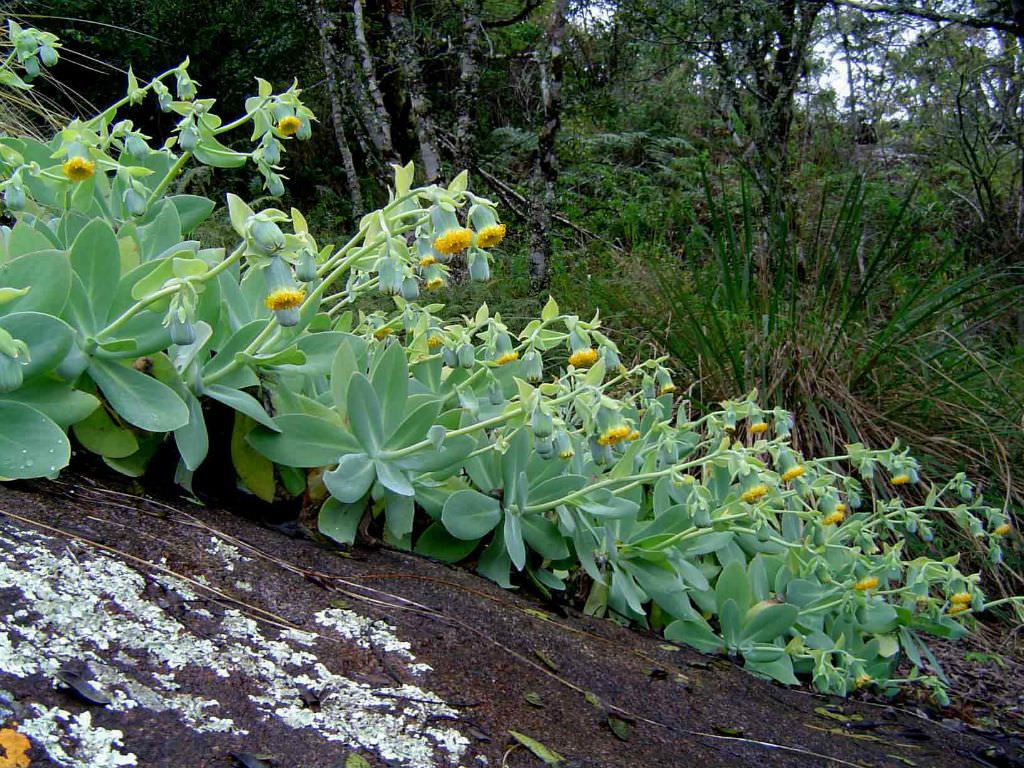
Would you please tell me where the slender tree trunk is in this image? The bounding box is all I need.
[312,0,363,215]
[388,0,442,183]
[455,0,485,172]
[353,0,397,166]
[528,0,568,289]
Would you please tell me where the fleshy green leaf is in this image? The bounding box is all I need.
[87,357,189,432]
[441,489,501,540]
[322,453,376,503]
[0,401,70,479]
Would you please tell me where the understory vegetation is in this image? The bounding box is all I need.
[2,0,1023,706]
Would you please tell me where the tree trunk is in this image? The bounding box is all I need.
[388,0,442,184]
[353,0,398,166]
[528,0,568,289]
[312,0,364,215]
[455,0,485,172]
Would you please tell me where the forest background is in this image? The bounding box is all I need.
[8,0,1024,601]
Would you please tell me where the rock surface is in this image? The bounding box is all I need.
[0,471,1020,768]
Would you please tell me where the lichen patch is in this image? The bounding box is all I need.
[0,525,469,767]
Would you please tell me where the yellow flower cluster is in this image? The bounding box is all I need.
[426,335,443,348]
[426,276,445,291]
[278,115,302,136]
[835,503,847,514]
[948,603,970,616]
[659,383,677,395]
[419,255,437,267]
[749,422,769,435]
[781,465,805,482]
[854,673,872,689]
[890,473,911,485]
[475,223,507,249]
[949,592,972,605]
[63,156,95,182]
[598,424,636,446]
[373,327,393,340]
[852,576,879,591]
[264,288,306,311]
[495,351,519,366]
[740,485,768,503]
[993,523,1011,536]
[568,348,599,368]
[559,447,576,460]
[822,510,845,526]
[433,228,473,255]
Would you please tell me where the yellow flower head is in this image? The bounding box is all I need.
[426,276,445,291]
[852,576,879,592]
[374,327,393,340]
[264,287,306,311]
[659,383,677,395]
[781,465,806,483]
[278,115,302,136]
[949,591,972,605]
[890,473,911,486]
[63,155,95,182]
[495,351,519,366]
[627,429,641,442]
[426,335,443,348]
[568,348,599,368]
[854,673,872,689]
[419,255,437,268]
[749,422,769,435]
[993,523,1011,536]
[835,503,847,514]
[433,228,473,256]
[597,424,632,446]
[559,448,576,460]
[476,223,507,249]
[822,510,845,526]
[948,603,970,616]
[0,727,31,768]
[741,484,769,504]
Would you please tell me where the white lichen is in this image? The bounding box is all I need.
[204,535,251,572]
[0,525,469,767]
[17,705,138,767]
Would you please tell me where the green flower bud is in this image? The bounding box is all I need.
[295,249,317,282]
[601,345,620,369]
[442,346,458,368]
[178,124,198,151]
[693,505,711,528]
[377,257,403,295]
[457,343,475,369]
[175,69,196,100]
[521,349,543,383]
[246,215,285,254]
[494,332,513,359]
[400,276,420,300]
[23,56,39,80]
[488,381,504,405]
[555,431,575,460]
[265,172,285,198]
[534,436,555,460]
[3,185,25,211]
[262,136,281,166]
[38,45,58,67]
[273,104,293,122]
[125,133,149,159]
[295,119,312,141]
[0,353,24,392]
[469,251,490,282]
[123,188,147,217]
[589,436,613,466]
[531,408,553,439]
[153,81,173,112]
[169,315,196,346]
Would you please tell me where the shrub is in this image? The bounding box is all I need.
[0,28,1017,703]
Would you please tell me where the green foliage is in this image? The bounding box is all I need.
[1,25,1019,703]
